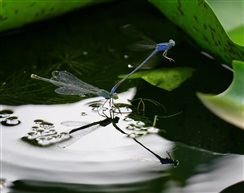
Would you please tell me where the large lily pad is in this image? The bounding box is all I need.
[149,0,244,65]
[197,60,244,129]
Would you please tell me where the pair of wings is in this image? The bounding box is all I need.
[121,24,157,51]
[50,71,101,96]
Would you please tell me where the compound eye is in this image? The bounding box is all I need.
[169,39,175,47]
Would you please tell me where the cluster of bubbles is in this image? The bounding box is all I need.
[23,119,71,146]
[124,117,159,138]
[0,109,21,126]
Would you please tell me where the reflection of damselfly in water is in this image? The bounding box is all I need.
[58,116,119,148]
[59,115,179,167]
[31,71,118,114]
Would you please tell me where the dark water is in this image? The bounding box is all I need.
[1,0,243,193]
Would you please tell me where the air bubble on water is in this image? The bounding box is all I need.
[88,102,103,111]
[50,130,58,135]
[27,132,36,138]
[32,129,57,137]
[32,126,39,131]
[147,127,159,134]
[135,131,147,137]
[37,137,50,146]
[0,109,13,118]
[36,137,46,142]
[81,112,87,116]
[36,137,47,145]
[7,116,17,119]
[6,118,19,125]
[34,119,44,124]
[126,124,136,130]
[37,140,47,146]
[36,129,44,133]
[127,132,145,138]
[136,121,145,126]
[117,107,132,114]
[43,121,54,126]
[59,132,69,138]
[47,135,57,141]
[134,127,142,132]
[1,116,21,126]
[127,129,147,138]
[139,127,148,131]
[27,132,42,139]
[27,132,36,136]
[123,117,133,122]
[40,122,54,129]
[127,133,136,138]
[43,129,57,136]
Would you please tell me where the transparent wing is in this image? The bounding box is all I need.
[61,121,84,127]
[51,71,99,90]
[54,87,87,96]
[121,24,157,50]
[50,71,101,95]
[52,71,86,87]
[128,42,156,51]
[57,125,99,148]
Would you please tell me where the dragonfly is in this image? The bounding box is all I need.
[110,24,175,95]
[31,71,118,100]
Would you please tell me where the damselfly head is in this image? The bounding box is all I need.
[169,39,175,47]
[30,74,37,79]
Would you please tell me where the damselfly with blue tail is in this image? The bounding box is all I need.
[110,24,175,95]
[31,71,118,100]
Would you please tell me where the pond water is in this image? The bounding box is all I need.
[1,89,243,193]
[1,88,243,193]
[1,0,244,193]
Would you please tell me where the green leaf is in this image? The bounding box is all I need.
[207,0,244,46]
[149,0,244,65]
[119,67,195,91]
[0,0,104,32]
[207,1,243,31]
[227,26,244,46]
[197,60,244,129]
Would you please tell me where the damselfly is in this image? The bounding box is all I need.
[31,71,118,100]
[110,24,175,95]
